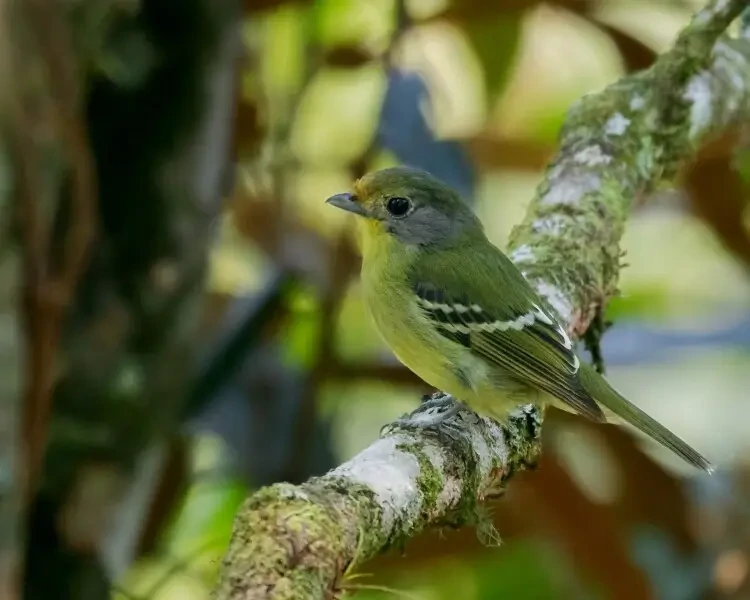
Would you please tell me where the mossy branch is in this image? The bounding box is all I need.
[214,1,750,598]
[508,0,750,337]
[214,402,540,600]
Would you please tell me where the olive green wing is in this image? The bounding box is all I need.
[410,251,605,422]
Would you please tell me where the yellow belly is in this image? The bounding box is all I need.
[362,271,523,422]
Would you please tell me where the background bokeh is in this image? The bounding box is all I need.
[6,0,750,599]
[115,0,750,598]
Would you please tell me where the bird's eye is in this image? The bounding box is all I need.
[386,196,412,218]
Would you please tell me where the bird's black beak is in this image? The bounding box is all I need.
[325,192,367,217]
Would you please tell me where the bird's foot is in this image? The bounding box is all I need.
[381,392,471,443]
[419,391,460,413]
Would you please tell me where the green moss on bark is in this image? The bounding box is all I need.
[508,6,750,339]
[395,442,442,516]
[215,481,385,600]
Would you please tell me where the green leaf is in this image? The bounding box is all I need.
[350,539,568,599]
[260,3,309,101]
[475,541,569,598]
[312,0,395,48]
[463,13,523,101]
[162,439,249,579]
[605,287,674,322]
[280,284,324,369]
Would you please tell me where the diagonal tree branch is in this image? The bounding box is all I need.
[507,0,750,338]
[213,1,750,598]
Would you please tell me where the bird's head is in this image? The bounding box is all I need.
[325,166,481,248]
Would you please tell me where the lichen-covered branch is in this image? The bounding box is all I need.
[213,403,540,600]
[214,1,750,598]
[507,0,750,336]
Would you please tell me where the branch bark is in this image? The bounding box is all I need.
[213,1,750,598]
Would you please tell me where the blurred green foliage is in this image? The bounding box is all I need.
[111,0,750,598]
[351,542,570,599]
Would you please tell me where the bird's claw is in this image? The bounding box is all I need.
[419,391,458,413]
[380,392,471,444]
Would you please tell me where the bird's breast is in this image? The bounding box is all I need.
[361,267,482,400]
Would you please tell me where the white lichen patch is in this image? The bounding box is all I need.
[531,214,567,236]
[418,443,458,510]
[509,244,534,264]
[466,417,507,477]
[694,0,731,26]
[419,442,445,480]
[712,41,749,117]
[604,113,630,136]
[684,71,714,140]
[330,435,421,533]
[573,145,612,166]
[485,418,508,461]
[629,95,645,111]
[435,475,462,509]
[715,0,731,15]
[276,484,311,502]
[540,171,601,206]
[714,40,749,71]
[533,281,574,325]
[328,418,514,535]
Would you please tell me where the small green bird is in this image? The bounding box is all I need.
[326,166,711,472]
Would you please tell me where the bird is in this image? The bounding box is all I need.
[325,165,712,472]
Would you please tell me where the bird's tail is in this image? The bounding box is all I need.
[579,363,712,473]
